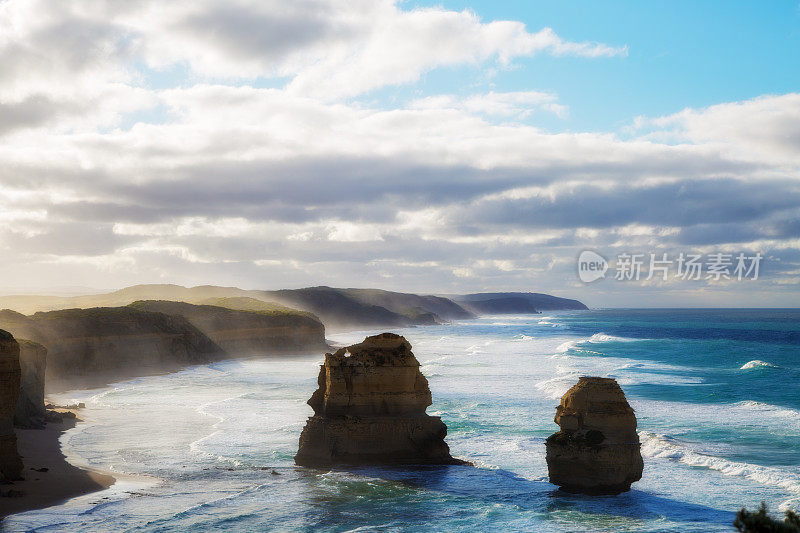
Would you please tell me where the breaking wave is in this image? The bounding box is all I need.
[586,332,642,343]
[739,360,779,370]
[733,401,800,422]
[640,431,800,503]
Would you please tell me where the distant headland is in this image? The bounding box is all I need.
[0,284,586,391]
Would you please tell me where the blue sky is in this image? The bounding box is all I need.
[134,1,800,132]
[0,0,798,306]
[399,1,800,132]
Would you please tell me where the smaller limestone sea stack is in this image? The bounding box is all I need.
[295,333,463,467]
[545,376,643,494]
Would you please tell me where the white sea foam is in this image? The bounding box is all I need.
[640,431,800,499]
[13,315,798,531]
[83,386,132,407]
[537,320,561,328]
[534,375,579,399]
[739,360,779,370]
[188,394,246,461]
[555,340,579,354]
[780,498,800,513]
[734,401,800,421]
[554,333,644,355]
[587,332,642,343]
[541,342,704,397]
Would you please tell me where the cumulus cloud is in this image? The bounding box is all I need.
[0,0,626,104]
[633,93,800,165]
[409,91,568,119]
[135,1,626,98]
[0,0,797,305]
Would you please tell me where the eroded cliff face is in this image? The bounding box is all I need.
[0,329,24,481]
[127,300,327,356]
[295,333,462,467]
[14,340,47,429]
[0,307,226,391]
[545,376,643,494]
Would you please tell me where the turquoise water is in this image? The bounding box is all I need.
[4,309,800,532]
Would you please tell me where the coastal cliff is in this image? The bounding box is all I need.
[456,292,588,314]
[545,377,643,494]
[0,330,23,482]
[295,333,462,467]
[265,287,472,329]
[0,307,226,391]
[0,284,475,329]
[127,300,327,356]
[461,296,540,314]
[14,340,48,429]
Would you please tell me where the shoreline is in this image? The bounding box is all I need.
[0,410,115,521]
[0,318,507,522]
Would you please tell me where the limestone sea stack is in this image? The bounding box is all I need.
[14,340,48,428]
[295,333,463,467]
[0,329,24,481]
[545,376,643,494]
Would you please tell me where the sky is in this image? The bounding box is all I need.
[0,0,799,307]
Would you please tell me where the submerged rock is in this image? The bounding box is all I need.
[295,333,463,467]
[0,329,24,481]
[545,376,643,494]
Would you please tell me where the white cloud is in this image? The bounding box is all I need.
[633,93,800,164]
[282,10,627,99]
[325,222,384,242]
[0,0,626,107]
[410,90,568,119]
[0,0,798,306]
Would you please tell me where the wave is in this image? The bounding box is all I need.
[536,319,561,328]
[734,401,800,421]
[554,333,645,355]
[534,375,579,399]
[554,340,579,354]
[82,386,132,407]
[586,332,642,343]
[640,431,800,504]
[188,394,246,461]
[739,360,779,370]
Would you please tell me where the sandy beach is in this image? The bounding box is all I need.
[0,411,115,520]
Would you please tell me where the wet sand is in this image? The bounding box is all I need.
[0,412,115,520]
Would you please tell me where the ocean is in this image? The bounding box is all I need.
[4,309,799,532]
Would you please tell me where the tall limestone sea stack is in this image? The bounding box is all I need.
[0,329,24,482]
[14,340,48,428]
[295,333,462,467]
[545,376,643,494]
